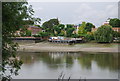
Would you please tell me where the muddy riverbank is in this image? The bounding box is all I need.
[17,42,119,53]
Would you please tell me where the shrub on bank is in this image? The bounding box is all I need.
[94,25,113,43]
[85,33,94,41]
[26,30,32,36]
[38,32,49,37]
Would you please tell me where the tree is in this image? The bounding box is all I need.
[2,2,39,80]
[42,18,59,35]
[109,18,120,27]
[65,24,75,37]
[34,25,41,27]
[25,30,32,36]
[85,23,95,32]
[112,31,120,37]
[71,34,79,38]
[85,32,94,41]
[38,32,49,37]
[78,22,87,36]
[53,24,65,36]
[53,25,61,35]
[59,30,65,36]
[94,25,113,43]
[23,20,34,25]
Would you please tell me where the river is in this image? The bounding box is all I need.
[13,52,119,79]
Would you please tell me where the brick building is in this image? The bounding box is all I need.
[27,25,42,35]
[15,25,42,36]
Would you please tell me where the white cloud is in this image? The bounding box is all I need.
[72,3,118,27]
[28,2,118,27]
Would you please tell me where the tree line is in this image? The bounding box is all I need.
[34,18,120,43]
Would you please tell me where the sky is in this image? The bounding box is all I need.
[27,0,119,27]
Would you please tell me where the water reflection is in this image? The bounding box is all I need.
[15,52,118,79]
[17,52,118,71]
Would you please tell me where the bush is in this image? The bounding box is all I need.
[94,25,113,43]
[58,30,65,36]
[33,34,39,37]
[38,32,49,37]
[25,30,32,36]
[112,31,120,43]
[85,33,94,41]
[112,31,120,37]
[71,34,79,38]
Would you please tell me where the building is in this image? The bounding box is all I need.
[15,25,42,36]
[27,25,42,35]
[73,24,80,34]
[112,27,120,33]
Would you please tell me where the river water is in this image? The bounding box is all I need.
[13,52,119,79]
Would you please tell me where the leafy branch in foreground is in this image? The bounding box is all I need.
[2,2,40,81]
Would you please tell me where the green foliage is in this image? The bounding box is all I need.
[94,25,113,43]
[85,23,95,32]
[38,32,49,37]
[53,24,65,36]
[65,24,75,37]
[78,22,87,36]
[53,25,61,35]
[42,18,59,34]
[59,32,65,36]
[2,2,39,80]
[59,30,65,36]
[85,33,94,41]
[33,34,39,37]
[25,30,32,36]
[23,20,34,25]
[34,25,41,27]
[112,31,120,43]
[71,34,79,38]
[109,18,120,27]
[66,24,73,29]
[112,31,120,37]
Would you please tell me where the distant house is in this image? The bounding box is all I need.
[112,27,120,33]
[73,24,80,34]
[27,25,42,35]
[15,25,42,36]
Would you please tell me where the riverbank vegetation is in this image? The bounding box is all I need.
[19,18,120,43]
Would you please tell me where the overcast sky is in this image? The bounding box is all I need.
[28,0,119,27]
